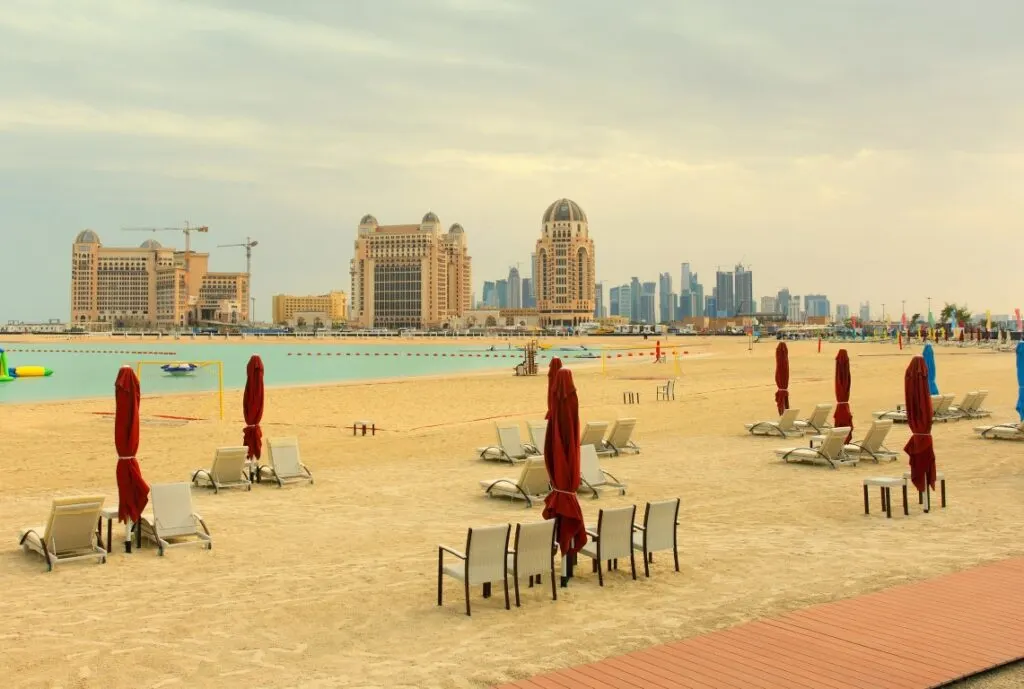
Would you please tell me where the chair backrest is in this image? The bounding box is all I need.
[267,437,303,477]
[861,420,893,451]
[518,458,551,496]
[937,394,955,413]
[496,424,526,457]
[819,427,851,460]
[465,524,511,585]
[43,496,105,555]
[527,421,547,451]
[808,403,833,426]
[596,506,636,560]
[778,408,800,429]
[211,447,248,482]
[971,390,988,411]
[512,520,555,576]
[606,418,637,447]
[580,421,609,447]
[956,392,978,411]
[150,483,198,538]
[579,444,605,486]
[642,499,680,553]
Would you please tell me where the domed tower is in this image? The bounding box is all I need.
[534,199,596,327]
[71,229,103,324]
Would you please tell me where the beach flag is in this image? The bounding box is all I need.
[986,310,992,332]
[898,331,903,350]
[901,312,907,331]
[928,310,934,327]
[1016,308,1022,332]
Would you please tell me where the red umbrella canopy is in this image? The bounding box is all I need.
[903,356,936,493]
[774,342,790,415]
[833,349,853,442]
[543,357,563,420]
[243,354,265,460]
[542,367,587,557]
[114,366,149,524]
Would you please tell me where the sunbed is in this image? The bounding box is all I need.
[139,483,212,556]
[578,444,627,498]
[745,408,802,438]
[478,424,539,463]
[479,457,551,507]
[775,426,856,469]
[191,446,251,493]
[18,496,107,572]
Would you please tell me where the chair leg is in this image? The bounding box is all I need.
[550,564,557,601]
[514,574,521,607]
[630,550,637,580]
[597,560,604,586]
[503,576,510,610]
[673,546,680,572]
[863,484,870,514]
[437,554,443,606]
[643,549,650,578]
[464,580,471,617]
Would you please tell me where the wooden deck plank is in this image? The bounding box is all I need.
[494,558,1024,689]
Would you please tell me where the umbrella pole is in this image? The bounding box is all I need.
[924,486,931,514]
[124,518,133,553]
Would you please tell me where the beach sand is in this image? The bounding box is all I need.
[2,337,1022,688]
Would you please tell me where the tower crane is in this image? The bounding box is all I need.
[218,237,259,325]
[122,222,209,295]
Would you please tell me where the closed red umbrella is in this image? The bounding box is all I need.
[903,356,937,511]
[543,357,562,420]
[243,354,264,460]
[774,342,790,415]
[115,366,149,551]
[833,349,853,443]
[542,367,587,583]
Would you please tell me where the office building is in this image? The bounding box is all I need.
[594,281,605,319]
[272,291,348,325]
[680,268,703,319]
[734,263,754,315]
[715,269,734,317]
[616,284,632,321]
[788,295,803,322]
[761,296,778,314]
[481,281,497,308]
[705,295,716,318]
[804,294,831,319]
[658,272,673,323]
[640,281,656,324]
[349,213,472,329]
[71,230,249,327]
[521,278,534,309]
[533,198,597,327]
[507,267,522,309]
[859,302,871,324]
[629,277,641,323]
[776,288,792,319]
[609,285,620,317]
[496,279,509,309]
[836,304,850,322]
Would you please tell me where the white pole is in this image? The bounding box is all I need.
[124,518,134,552]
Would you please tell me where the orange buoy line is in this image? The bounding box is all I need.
[6,348,177,355]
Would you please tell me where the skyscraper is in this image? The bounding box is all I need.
[859,302,871,323]
[507,266,522,308]
[534,198,597,327]
[715,269,734,317]
[776,288,792,318]
[630,277,641,323]
[804,294,831,319]
[495,279,509,308]
[521,278,534,308]
[481,281,496,307]
[617,284,632,321]
[640,281,656,324]
[594,281,605,319]
[609,286,620,317]
[760,296,777,314]
[734,263,753,315]
[788,295,803,322]
[836,304,850,322]
[658,272,673,323]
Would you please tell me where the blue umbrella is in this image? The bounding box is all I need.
[922,343,939,395]
[1015,341,1024,421]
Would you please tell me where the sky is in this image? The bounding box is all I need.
[1,0,1022,323]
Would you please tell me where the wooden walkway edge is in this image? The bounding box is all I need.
[495,557,1024,689]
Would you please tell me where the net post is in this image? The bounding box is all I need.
[218,361,224,421]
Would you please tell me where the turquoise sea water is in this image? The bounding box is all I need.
[0,341,564,404]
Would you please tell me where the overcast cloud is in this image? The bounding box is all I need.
[1,0,1022,321]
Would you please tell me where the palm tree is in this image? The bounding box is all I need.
[940,303,972,325]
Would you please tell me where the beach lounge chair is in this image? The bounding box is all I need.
[506,520,557,606]
[18,496,107,572]
[947,392,979,419]
[479,457,550,507]
[975,421,1024,441]
[966,390,991,418]
[580,505,637,586]
[191,446,251,493]
[260,437,314,486]
[873,394,943,423]
[794,403,834,434]
[437,524,511,616]
[745,408,802,438]
[139,482,212,556]
[775,426,856,469]
[526,421,547,453]
[578,444,627,498]
[478,424,538,463]
[632,498,680,577]
[842,419,899,462]
[601,418,640,456]
[932,394,957,422]
[580,421,609,450]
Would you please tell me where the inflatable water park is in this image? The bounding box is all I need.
[0,347,53,382]
[161,362,200,376]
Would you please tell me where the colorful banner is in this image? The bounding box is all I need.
[986,310,992,331]
[1016,308,1022,332]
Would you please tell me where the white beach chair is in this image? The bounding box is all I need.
[968,390,991,418]
[745,408,803,438]
[437,524,511,616]
[139,482,212,556]
[191,446,251,493]
[580,421,609,450]
[580,505,637,586]
[775,426,856,469]
[932,394,957,422]
[478,424,538,463]
[873,394,943,423]
[632,498,680,577]
[842,419,898,462]
[526,420,547,453]
[479,457,551,507]
[578,444,627,498]
[975,421,1024,441]
[794,403,834,434]
[506,520,557,606]
[601,418,640,456]
[260,437,314,486]
[947,392,979,419]
[18,496,107,572]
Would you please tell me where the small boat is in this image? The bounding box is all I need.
[161,363,199,376]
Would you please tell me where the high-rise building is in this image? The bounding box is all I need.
[715,269,734,317]
[609,286,620,317]
[859,302,871,324]
[349,213,471,329]
[680,269,703,319]
[658,272,673,323]
[70,230,249,327]
[761,296,778,314]
[680,263,692,294]
[734,263,753,315]
[534,198,596,327]
[495,279,509,308]
[507,267,522,309]
[788,295,803,322]
[521,278,534,308]
[836,304,851,322]
[272,291,348,325]
[704,295,716,317]
[481,281,497,307]
[804,294,831,319]
[616,284,632,321]
[640,281,656,324]
[777,288,792,318]
[594,281,605,319]
[629,277,641,323]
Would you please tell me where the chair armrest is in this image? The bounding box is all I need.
[585,529,599,539]
[632,524,646,532]
[439,545,466,560]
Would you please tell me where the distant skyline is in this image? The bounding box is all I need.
[2,0,1022,322]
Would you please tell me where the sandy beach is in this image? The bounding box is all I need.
[2,337,1022,688]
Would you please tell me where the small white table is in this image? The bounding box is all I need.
[903,471,947,510]
[97,504,145,553]
[863,477,908,518]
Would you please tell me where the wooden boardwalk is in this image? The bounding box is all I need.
[496,557,1024,689]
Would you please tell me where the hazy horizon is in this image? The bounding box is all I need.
[2,0,1021,322]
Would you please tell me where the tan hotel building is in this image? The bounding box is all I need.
[271,291,348,325]
[349,212,471,329]
[534,198,597,327]
[71,230,249,327]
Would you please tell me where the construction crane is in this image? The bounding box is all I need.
[218,237,259,325]
[121,222,209,256]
